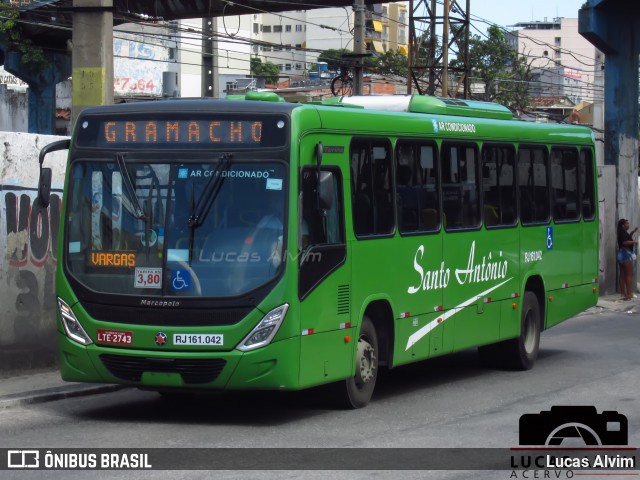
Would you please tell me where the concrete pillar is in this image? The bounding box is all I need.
[71,0,114,127]
[352,0,365,95]
[579,1,640,291]
[3,50,71,134]
[603,48,639,223]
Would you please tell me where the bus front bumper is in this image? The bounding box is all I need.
[58,332,301,391]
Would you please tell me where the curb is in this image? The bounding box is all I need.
[0,384,126,410]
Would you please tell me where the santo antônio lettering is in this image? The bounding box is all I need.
[102,120,263,145]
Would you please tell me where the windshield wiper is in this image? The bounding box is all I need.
[115,153,145,220]
[187,153,233,228]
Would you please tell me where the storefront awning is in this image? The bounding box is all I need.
[372,40,385,53]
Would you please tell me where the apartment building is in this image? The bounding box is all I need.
[179,16,254,97]
[507,17,598,102]
[384,2,408,54]
[257,3,409,77]
[254,10,316,77]
[175,3,408,96]
[257,9,352,77]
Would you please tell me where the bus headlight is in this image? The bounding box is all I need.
[57,297,93,345]
[236,304,289,352]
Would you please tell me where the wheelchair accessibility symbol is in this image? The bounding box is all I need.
[546,227,554,250]
[171,269,191,291]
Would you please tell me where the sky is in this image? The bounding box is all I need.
[468,0,586,36]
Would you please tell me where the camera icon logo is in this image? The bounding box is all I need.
[7,450,40,468]
[519,406,628,446]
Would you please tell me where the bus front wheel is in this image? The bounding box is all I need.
[335,316,378,409]
[478,291,540,370]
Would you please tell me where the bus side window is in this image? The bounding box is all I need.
[550,147,579,222]
[350,138,394,237]
[395,140,440,233]
[442,142,480,230]
[518,146,549,225]
[481,143,517,227]
[298,167,346,299]
[579,148,596,220]
[300,168,344,253]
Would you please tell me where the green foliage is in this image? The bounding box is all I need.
[451,25,532,113]
[0,4,47,68]
[317,47,407,77]
[250,57,281,84]
[414,32,442,68]
[368,49,408,77]
[317,49,352,72]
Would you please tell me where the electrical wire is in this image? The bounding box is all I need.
[3,2,604,107]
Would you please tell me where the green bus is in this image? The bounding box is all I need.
[38,93,598,408]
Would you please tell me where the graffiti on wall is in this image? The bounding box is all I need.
[114,36,171,97]
[0,67,28,88]
[3,188,62,330]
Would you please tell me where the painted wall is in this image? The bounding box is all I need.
[0,132,68,373]
[0,84,28,133]
[114,31,171,97]
[598,165,616,294]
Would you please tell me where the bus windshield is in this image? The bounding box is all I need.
[65,158,286,298]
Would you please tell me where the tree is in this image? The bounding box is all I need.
[250,57,280,85]
[0,4,46,69]
[451,25,532,113]
[368,50,408,77]
[317,49,351,72]
[318,47,407,77]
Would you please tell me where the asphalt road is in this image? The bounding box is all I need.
[1,308,638,480]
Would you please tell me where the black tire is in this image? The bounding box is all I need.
[478,291,541,370]
[330,76,353,97]
[333,316,378,409]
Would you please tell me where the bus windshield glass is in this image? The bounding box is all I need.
[65,159,286,298]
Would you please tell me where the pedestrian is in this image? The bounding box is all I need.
[616,218,638,300]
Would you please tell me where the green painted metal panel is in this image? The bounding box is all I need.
[51,97,599,397]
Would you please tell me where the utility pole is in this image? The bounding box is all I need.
[202,18,218,97]
[442,0,449,97]
[352,0,365,95]
[71,0,114,126]
[407,0,470,97]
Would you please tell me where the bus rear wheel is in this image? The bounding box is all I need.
[334,316,378,409]
[478,291,540,370]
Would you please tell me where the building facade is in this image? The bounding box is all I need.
[384,2,408,54]
[256,3,408,77]
[508,17,598,103]
[179,16,254,97]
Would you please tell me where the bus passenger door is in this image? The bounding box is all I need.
[298,167,352,388]
[580,148,598,286]
[441,141,509,351]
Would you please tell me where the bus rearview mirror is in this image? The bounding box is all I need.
[37,167,52,208]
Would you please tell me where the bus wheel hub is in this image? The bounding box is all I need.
[357,340,376,384]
